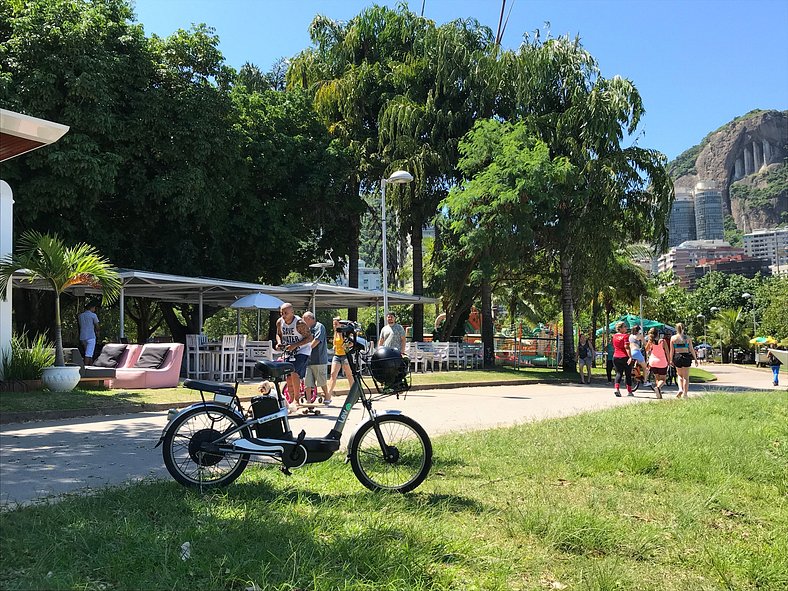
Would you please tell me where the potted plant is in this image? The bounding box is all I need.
[0,231,120,391]
[0,332,55,392]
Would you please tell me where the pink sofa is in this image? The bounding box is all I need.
[108,343,184,390]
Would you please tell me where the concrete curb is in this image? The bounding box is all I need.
[0,378,568,425]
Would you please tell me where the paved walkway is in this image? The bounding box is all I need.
[0,364,775,507]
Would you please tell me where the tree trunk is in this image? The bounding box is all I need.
[347,201,360,322]
[53,294,65,366]
[481,277,495,368]
[591,296,600,366]
[411,220,424,342]
[560,252,576,372]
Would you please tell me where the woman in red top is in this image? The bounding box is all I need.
[612,321,633,397]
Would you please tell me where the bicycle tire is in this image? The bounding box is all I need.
[349,414,432,493]
[632,378,640,392]
[162,406,251,489]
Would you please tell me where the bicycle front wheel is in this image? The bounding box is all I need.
[162,406,250,489]
[349,414,432,493]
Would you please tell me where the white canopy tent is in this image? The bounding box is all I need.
[11,270,437,338]
[1,109,70,366]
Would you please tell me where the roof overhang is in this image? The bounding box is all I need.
[11,271,436,310]
[0,109,70,162]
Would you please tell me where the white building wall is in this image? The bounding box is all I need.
[0,180,13,368]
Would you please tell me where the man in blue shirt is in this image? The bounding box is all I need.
[303,312,329,404]
[78,303,100,365]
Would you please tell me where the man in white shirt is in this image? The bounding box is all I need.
[378,312,406,351]
[78,303,100,365]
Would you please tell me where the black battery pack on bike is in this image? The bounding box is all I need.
[251,395,287,439]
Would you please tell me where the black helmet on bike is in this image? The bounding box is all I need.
[369,347,409,391]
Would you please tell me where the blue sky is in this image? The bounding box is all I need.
[131,0,788,161]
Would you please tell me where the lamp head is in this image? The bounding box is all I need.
[385,170,413,185]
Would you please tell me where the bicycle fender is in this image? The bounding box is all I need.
[345,410,403,456]
[154,402,243,448]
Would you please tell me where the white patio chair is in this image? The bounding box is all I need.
[242,340,274,380]
[185,334,211,379]
[234,335,248,380]
[415,342,435,372]
[464,343,483,369]
[216,335,240,382]
[405,342,425,373]
[447,342,465,370]
[432,342,449,371]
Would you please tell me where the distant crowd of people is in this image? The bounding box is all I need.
[579,321,700,399]
[268,304,409,410]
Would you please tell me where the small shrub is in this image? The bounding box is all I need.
[0,333,55,380]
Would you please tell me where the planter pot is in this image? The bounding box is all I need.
[41,365,81,392]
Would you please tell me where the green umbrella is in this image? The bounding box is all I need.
[596,314,670,337]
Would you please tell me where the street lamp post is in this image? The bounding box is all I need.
[742,292,757,334]
[381,170,414,317]
[697,313,706,345]
[710,306,720,362]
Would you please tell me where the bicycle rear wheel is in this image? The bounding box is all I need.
[349,414,432,493]
[162,406,250,488]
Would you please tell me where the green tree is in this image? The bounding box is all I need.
[756,276,788,341]
[0,232,120,366]
[442,119,571,366]
[708,308,751,363]
[379,16,497,340]
[495,34,673,370]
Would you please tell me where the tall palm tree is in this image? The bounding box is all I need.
[0,231,121,366]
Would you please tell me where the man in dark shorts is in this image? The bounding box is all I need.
[276,303,313,404]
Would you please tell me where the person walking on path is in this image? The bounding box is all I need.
[629,325,651,389]
[78,303,100,365]
[646,328,669,399]
[302,312,329,404]
[606,339,614,383]
[612,321,633,397]
[379,312,406,351]
[669,322,698,398]
[328,317,355,401]
[276,303,313,405]
[767,350,782,387]
[576,332,594,384]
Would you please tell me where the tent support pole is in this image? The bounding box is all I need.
[119,286,125,340]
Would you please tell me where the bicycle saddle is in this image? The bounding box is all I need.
[183,379,235,396]
[255,360,295,379]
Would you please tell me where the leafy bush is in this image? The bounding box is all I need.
[0,333,55,380]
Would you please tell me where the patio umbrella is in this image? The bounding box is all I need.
[230,292,285,340]
[596,314,673,337]
[749,336,777,345]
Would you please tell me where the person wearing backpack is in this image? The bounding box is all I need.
[576,332,595,384]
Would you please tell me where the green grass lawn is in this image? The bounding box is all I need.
[0,367,716,415]
[2,391,785,590]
